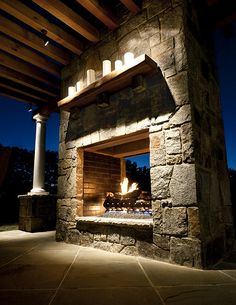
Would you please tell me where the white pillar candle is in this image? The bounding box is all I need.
[76,81,82,92]
[115,60,123,70]
[124,52,134,66]
[68,86,76,97]
[87,69,95,85]
[29,114,49,194]
[102,60,111,76]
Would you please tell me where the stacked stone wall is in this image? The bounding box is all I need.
[184,1,234,265]
[56,0,233,268]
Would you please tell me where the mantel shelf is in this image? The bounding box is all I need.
[58,54,158,110]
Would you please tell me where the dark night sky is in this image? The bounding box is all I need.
[0,28,235,169]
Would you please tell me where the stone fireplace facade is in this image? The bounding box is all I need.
[56,0,234,268]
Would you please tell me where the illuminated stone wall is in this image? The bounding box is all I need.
[57,0,233,268]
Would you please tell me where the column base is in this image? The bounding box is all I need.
[28,187,49,195]
[18,194,57,232]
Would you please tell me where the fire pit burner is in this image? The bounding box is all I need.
[103,178,152,215]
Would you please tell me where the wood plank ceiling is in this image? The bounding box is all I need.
[0,0,235,112]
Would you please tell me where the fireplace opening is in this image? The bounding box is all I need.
[79,131,151,219]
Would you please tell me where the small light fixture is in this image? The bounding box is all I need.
[41,29,49,46]
[28,103,32,112]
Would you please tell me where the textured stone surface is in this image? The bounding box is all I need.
[162,207,187,236]
[170,237,202,268]
[167,72,189,106]
[187,207,201,238]
[120,235,136,246]
[150,132,166,166]
[169,164,197,206]
[153,234,170,250]
[181,122,194,162]
[165,129,181,155]
[169,104,191,126]
[151,166,173,199]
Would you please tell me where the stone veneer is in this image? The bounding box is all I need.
[56,0,234,268]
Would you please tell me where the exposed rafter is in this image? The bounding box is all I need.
[0,34,60,77]
[0,51,60,89]
[32,0,99,42]
[76,0,119,30]
[120,0,141,13]
[0,15,70,65]
[0,66,58,98]
[0,0,83,55]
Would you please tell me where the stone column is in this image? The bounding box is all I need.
[29,113,49,194]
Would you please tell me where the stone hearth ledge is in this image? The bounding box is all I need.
[76,216,153,229]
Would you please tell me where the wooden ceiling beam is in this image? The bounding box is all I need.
[0,15,70,65]
[76,0,118,30]
[0,91,40,105]
[0,0,83,55]
[120,0,141,13]
[0,51,60,89]
[32,0,99,42]
[0,34,60,77]
[0,66,58,98]
[0,85,48,105]
[0,82,49,103]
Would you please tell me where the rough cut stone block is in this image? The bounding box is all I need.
[159,6,183,41]
[187,207,201,238]
[153,234,170,250]
[166,154,182,165]
[169,164,197,206]
[167,72,189,106]
[170,237,202,268]
[120,235,135,246]
[139,16,159,39]
[137,241,169,260]
[107,233,120,243]
[174,33,187,72]
[181,122,194,162]
[169,104,191,126]
[151,166,173,199]
[120,246,139,256]
[162,207,187,235]
[152,200,162,233]
[147,0,171,18]
[165,129,181,154]
[150,132,166,166]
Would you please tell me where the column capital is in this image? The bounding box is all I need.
[33,113,49,123]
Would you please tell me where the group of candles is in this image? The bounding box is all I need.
[68,52,135,97]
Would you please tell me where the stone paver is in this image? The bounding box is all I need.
[0,230,235,305]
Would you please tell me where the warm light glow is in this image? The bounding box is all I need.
[102,60,111,76]
[120,177,138,195]
[115,60,123,70]
[76,81,82,92]
[124,52,134,66]
[68,86,76,97]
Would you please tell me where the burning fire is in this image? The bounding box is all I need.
[120,177,138,195]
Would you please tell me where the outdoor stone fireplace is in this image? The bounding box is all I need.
[56,0,234,268]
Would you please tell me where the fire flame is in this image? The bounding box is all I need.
[120,177,138,195]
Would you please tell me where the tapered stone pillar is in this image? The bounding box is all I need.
[29,113,49,194]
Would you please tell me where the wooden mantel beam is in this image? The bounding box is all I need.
[32,0,99,42]
[0,0,83,55]
[76,0,119,30]
[120,0,141,13]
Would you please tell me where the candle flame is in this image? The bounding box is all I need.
[120,177,138,195]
